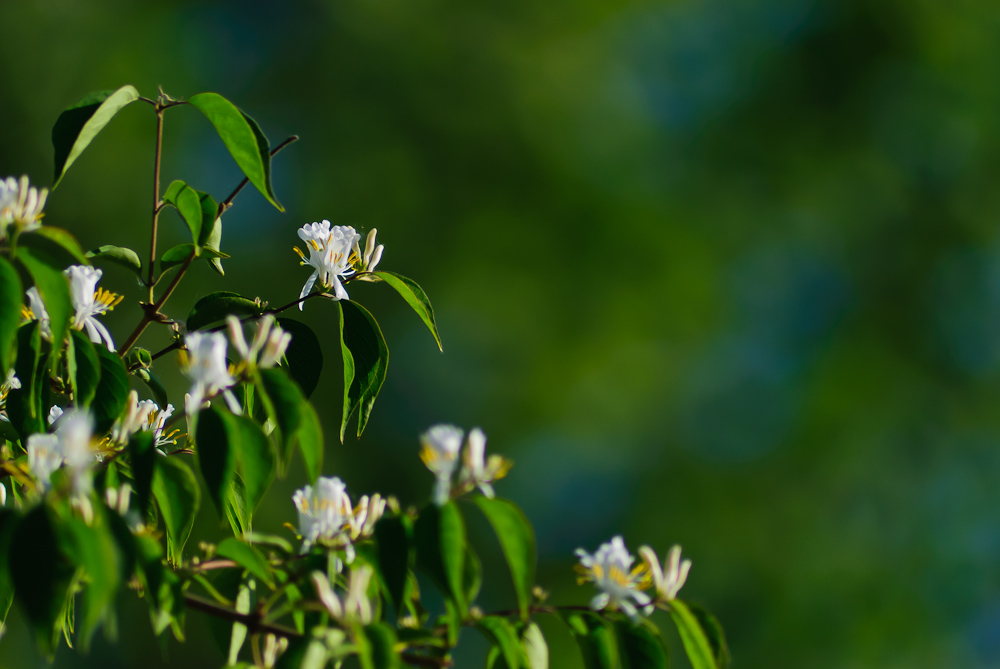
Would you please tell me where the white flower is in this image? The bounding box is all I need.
[227,315,291,370]
[347,493,386,540]
[0,175,47,238]
[293,476,353,549]
[65,265,121,351]
[575,536,653,621]
[420,424,464,506]
[47,405,64,425]
[111,391,178,448]
[26,409,96,494]
[639,545,691,603]
[0,370,19,415]
[352,228,385,282]
[24,286,51,340]
[458,428,511,498]
[311,566,374,625]
[181,331,239,416]
[293,220,361,308]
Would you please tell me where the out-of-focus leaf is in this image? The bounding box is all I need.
[52,85,140,187]
[522,622,548,669]
[187,291,262,332]
[275,318,322,399]
[0,257,22,376]
[374,271,442,352]
[477,616,524,669]
[470,496,536,619]
[216,537,274,588]
[0,509,21,630]
[559,610,617,669]
[195,405,239,516]
[233,415,275,515]
[19,228,89,265]
[64,511,123,649]
[129,431,157,516]
[464,543,482,605]
[374,515,413,620]
[686,601,729,668]
[67,329,100,407]
[17,246,72,351]
[6,323,45,438]
[134,367,169,408]
[336,301,388,441]
[257,368,322,481]
[86,245,142,277]
[163,180,203,245]
[188,93,283,210]
[414,502,467,614]
[614,618,669,669]
[669,600,720,669]
[152,457,201,564]
[228,581,252,666]
[361,623,402,669]
[93,344,129,433]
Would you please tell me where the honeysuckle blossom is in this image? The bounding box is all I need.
[294,220,361,307]
[48,405,64,425]
[227,314,292,370]
[458,427,511,498]
[351,228,384,282]
[26,409,97,494]
[111,390,178,448]
[575,536,653,621]
[66,265,121,351]
[0,370,19,417]
[293,476,353,549]
[311,566,375,625]
[0,175,47,239]
[23,286,51,339]
[639,544,691,603]
[347,493,387,541]
[420,424,464,506]
[180,331,240,416]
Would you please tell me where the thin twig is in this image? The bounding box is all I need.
[216,135,299,217]
[184,593,299,639]
[147,108,165,297]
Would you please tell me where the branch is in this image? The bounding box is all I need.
[184,593,300,639]
[216,135,299,217]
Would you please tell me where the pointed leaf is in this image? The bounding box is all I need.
[374,515,413,619]
[128,431,157,516]
[559,611,617,669]
[614,618,669,669]
[374,271,442,351]
[163,180,203,245]
[233,414,275,514]
[17,246,72,351]
[669,600,721,669]
[195,405,239,516]
[67,329,100,407]
[52,85,140,187]
[470,497,536,619]
[687,601,730,668]
[522,622,548,669]
[6,323,46,438]
[414,502,466,614]
[87,245,143,277]
[19,228,89,265]
[64,511,123,649]
[93,344,129,433]
[257,368,323,481]
[216,537,274,588]
[361,623,401,669]
[0,257,23,376]
[477,616,524,669]
[276,318,323,399]
[186,291,262,332]
[152,457,201,564]
[200,191,225,275]
[188,93,283,210]
[337,301,388,440]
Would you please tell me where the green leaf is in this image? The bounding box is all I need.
[186,291,262,332]
[128,431,157,516]
[67,329,101,407]
[374,271,443,352]
[477,616,524,669]
[17,246,72,351]
[463,543,482,605]
[52,85,140,187]
[134,367,169,409]
[470,497,537,619]
[276,318,323,399]
[10,505,75,657]
[6,323,45,438]
[93,344,129,433]
[216,537,274,588]
[188,92,283,211]
[257,368,323,481]
[195,405,239,516]
[163,180,203,246]
[361,623,401,669]
[522,622,549,669]
[0,257,23,377]
[0,509,22,632]
[87,245,143,277]
[559,611,617,669]
[18,228,89,266]
[414,502,467,614]
[233,415,275,515]
[687,601,730,668]
[337,300,389,441]
[199,191,225,275]
[614,618,669,669]
[160,243,229,273]
[374,515,413,620]
[152,457,201,564]
[669,600,721,669]
[64,511,123,649]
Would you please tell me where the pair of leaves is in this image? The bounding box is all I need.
[162,182,227,276]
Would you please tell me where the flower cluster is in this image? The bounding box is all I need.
[420,424,511,505]
[293,221,383,307]
[23,264,122,351]
[25,409,97,495]
[110,390,178,450]
[292,476,386,555]
[0,175,47,240]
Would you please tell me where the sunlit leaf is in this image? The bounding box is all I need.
[163,180,203,246]
[19,227,89,265]
[686,601,730,668]
[522,622,548,669]
[216,537,274,588]
[186,291,262,332]
[414,502,467,614]
[374,271,442,352]
[470,496,536,619]
[159,243,229,273]
[669,600,721,669]
[17,246,72,351]
[86,245,142,277]
[477,616,524,669]
[152,457,201,564]
[52,85,140,187]
[361,623,401,669]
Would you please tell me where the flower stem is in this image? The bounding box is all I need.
[147,107,165,300]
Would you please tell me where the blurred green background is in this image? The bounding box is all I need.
[3,0,1000,666]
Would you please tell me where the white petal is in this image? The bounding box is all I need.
[298,271,319,310]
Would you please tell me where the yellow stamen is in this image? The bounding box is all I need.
[21,305,34,321]
[94,288,123,310]
[293,246,307,261]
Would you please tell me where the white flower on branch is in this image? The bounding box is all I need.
[180,331,239,416]
[311,566,375,625]
[351,228,385,282]
[348,493,386,541]
[0,175,47,239]
[458,427,511,499]
[227,314,291,371]
[23,286,51,339]
[420,424,464,506]
[66,265,121,351]
[575,536,653,622]
[639,544,691,603]
[293,476,354,549]
[111,390,178,449]
[293,220,361,307]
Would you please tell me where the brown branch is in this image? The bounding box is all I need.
[216,135,299,217]
[184,593,300,638]
[147,108,165,296]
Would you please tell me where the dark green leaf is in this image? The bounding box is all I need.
[337,300,388,441]
[200,191,224,275]
[6,323,45,438]
[188,93,283,210]
[186,291,262,332]
[522,622,548,669]
[0,509,21,629]
[470,497,536,619]
[129,431,157,516]
[615,618,669,669]
[233,415,275,515]
[276,318,323,399]
[160,243,229,273]
[362,623,401,669]
[18,228,89,266]
[414,502,467,614]
[0,257,23,376]
[687,601,729,668]
[152,457,201,564]
[52,85,140,187]
[669,600,720,669]
[64,511,123,649]
[67,329,100,407]
[244,532,294,556]
[216,537,274,588]
[163,180,203,246]
[86,245,143,277]
[134,367,169,409]
[477,616,524,669]
[10,505,75,657]
[464,543,482,605]
[374,515,413,620]
[195,405,239,516]
[17,246,72,351]
[559,611,617,669]
[374,271,442,352]
[257,368,323,481]
[93,344,129,433]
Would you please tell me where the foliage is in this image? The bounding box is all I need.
[0,88,727,668]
